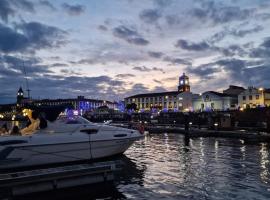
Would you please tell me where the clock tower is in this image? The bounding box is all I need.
[178,73,190,92]
[17,87,24,104]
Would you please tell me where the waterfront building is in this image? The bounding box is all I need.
[124,73,196,112]
[32,96,118,114]
[223,85,245,96]
[238,87,270,108]
[192,91,238,112]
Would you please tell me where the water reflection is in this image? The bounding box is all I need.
[7,134,270,199]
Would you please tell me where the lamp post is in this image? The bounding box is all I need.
[259,88,264,106]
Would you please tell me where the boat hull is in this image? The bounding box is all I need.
[0,137,140,171]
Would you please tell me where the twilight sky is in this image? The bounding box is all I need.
[0,0,270,103]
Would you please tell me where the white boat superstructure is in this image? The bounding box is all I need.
[0,116,143,171]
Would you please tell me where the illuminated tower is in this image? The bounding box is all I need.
[17,87,24,104]
[178,73,190,92]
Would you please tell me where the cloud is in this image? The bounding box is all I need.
[165,15,181,26]
[0,55,52,76]
[98,25,108,31]
[187,63,221,79]
[250,37,270,58]
[51,63,69,67]
[0,0,35,22]
[39,0,56,11]
[163,56,192,65]
[132,66,165,73]
[153,0,172,8]
[62,3,85,16]
[11,0,35,13]
[191,1,254,25]
[139,9,162,24]
[188,57,270,88]
[148,51,163,58]
[153,79,162,84]
[0,22,67,53]
[175,39,210,51]
[115,74,136,79]
[113,25,149,46]
[209,25,264,43]
[0,0,14,23]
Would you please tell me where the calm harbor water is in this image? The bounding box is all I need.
[16,133,270,200]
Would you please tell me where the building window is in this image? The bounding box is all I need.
[242,96,246,101]
[249,95,252,100]
[256,95,259,100]
[159,97,162,101]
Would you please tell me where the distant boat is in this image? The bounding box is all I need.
[0,116,143,171]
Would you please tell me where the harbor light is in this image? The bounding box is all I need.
[189,122,192,125]
[214,123,218,127]
[240,107,244,111]
[259,87,264,91]
[12,115,16,121]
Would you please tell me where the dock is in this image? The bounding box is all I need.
[0,160,122,197]
[144,125,270,143]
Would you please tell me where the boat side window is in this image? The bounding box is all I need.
[66,120,82,124]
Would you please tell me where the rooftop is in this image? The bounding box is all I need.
[126,91,181,99]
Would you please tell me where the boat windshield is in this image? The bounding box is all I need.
[57,115,91,124]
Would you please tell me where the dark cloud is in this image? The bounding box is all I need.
[51,63,69,67]
[148,51,163,58]
[175,39,210,51]
[39,0,56,11]
[153,79,162,84]
[115,74,135,79]
[11,0,35,13]
[261,37,270,48]
[191,1,254,25]
[209,25,264,43]
[163,56,192,65]
[0,22,66,53]
[98,25,108,31]
[187,63,221,79]
[139,9,162,24]
[250,37,270,58]
[188,58,270,87]
[0,55,51,76]
[132,66,164,73]
[165,15,181,26]
[113,25,149,46]
[220,45,247,57]
[62,3,85,16]
[153,0,172,8]
[0,0,14,22]
[0,0,36,23]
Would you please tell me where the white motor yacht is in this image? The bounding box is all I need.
[0,116,143,171]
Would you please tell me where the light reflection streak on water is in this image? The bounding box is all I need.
[121,134,270,199]
[260,143,269,184]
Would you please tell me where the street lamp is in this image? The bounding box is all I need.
[259,88,264,106]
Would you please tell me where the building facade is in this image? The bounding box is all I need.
[238,87,270,108]
[125,73,195,111]
[193,91,238,112]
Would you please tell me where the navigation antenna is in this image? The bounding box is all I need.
[22,59,31,99]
